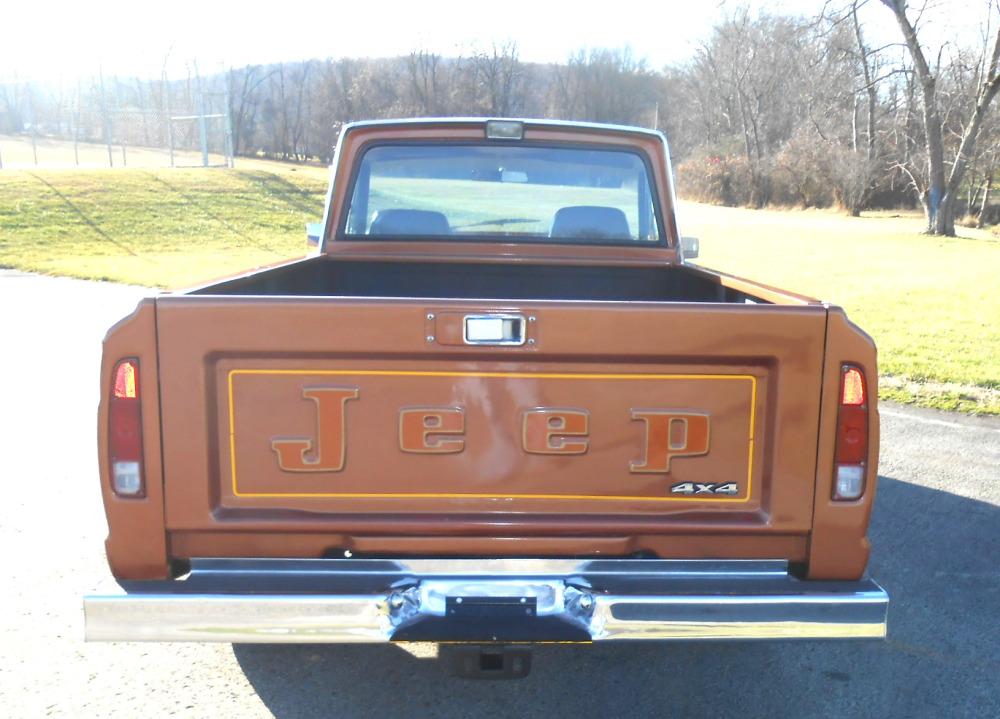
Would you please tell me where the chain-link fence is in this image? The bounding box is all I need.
[0,74,233,169]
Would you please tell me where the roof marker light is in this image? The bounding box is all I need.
[486,120,524,140]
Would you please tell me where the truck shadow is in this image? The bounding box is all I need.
[233,476,1000,718]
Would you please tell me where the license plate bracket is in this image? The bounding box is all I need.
[447,596,537,618]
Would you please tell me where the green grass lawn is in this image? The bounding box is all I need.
[0,166,328,287]
[0,166,997,414]
[679,201,1000,414]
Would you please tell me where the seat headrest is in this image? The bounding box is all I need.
[549,206,631,240]
[369,209,450,236]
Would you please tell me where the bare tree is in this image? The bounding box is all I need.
[550,48,658,126]
[690,11,813,207]
[834,0,885,215]
[406,50,446,115]
[227,65,271,155]
[471,42,523,116]
[289,61,312,160]
[880,0,1000,235]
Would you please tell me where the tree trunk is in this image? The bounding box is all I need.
[934,193,956,235]
[966,175,982,217]
[735,88,762,207]
[920,80,948,233]
[851,1,879,214]
[977,171,993,227]
[851,94,859,154]
[881,1,948,233]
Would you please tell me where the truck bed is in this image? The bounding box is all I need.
[188,255,796,304]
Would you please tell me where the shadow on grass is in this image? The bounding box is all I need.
[245,171,326,216]
[28,173,148,260]
[145,172,279,252]
[233,476,999,719]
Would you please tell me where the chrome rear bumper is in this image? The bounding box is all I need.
[84,559,888,643]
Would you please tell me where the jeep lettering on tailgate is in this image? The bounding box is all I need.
[269,386,713,476]
[227,368,757,502]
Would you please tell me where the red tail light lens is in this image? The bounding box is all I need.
[109,359,144,497]
[833,364,868,501]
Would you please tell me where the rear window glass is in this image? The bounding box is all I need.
[344,144,661,244]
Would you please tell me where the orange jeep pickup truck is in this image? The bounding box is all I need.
[85,119,887,649]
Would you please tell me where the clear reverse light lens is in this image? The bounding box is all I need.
[834,464,865,501]
[112,461,143,496]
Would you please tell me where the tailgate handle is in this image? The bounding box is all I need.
[463,314,526,346]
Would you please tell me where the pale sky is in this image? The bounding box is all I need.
[1,0,995,84]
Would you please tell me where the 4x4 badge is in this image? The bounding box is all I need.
[670,482,739,495]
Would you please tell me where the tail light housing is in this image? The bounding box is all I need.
[833,365,868,501]
[109,358,144,497]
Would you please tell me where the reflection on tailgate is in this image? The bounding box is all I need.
[226,368,758,504]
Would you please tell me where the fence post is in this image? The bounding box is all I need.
[28,87,39,166]
[164,71,175,168]
[73,82,80,166]
[194,63,209,167]
[99,67,114,167]
[223,78,235,168]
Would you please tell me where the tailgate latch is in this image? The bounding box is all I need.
[463,314,526,346]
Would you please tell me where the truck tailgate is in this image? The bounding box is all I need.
[155,297,829,555]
